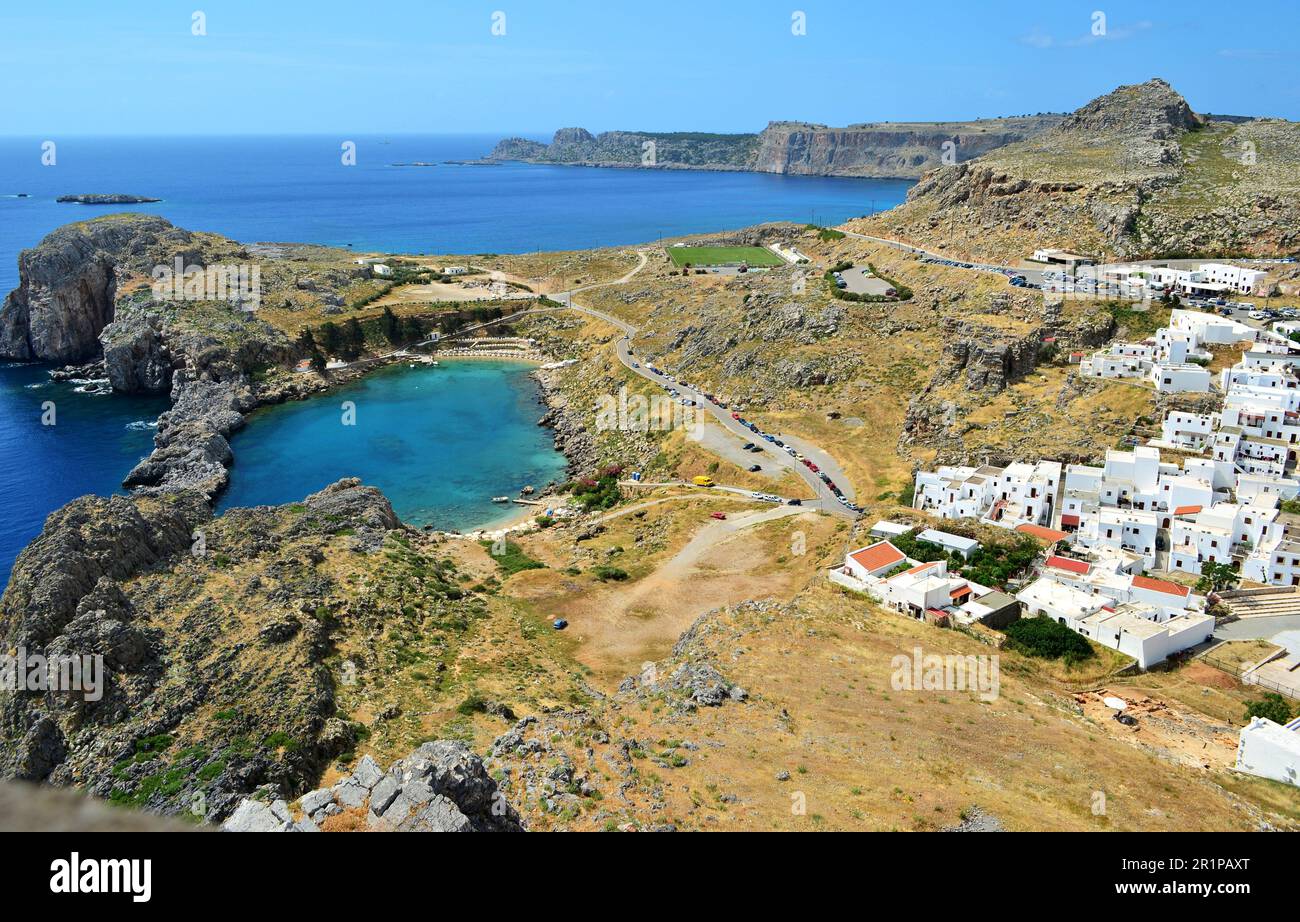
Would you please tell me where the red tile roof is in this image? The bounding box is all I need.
[1060,514,1080,527]
[1045,555,1090,575]
[1017,523,1069,544]
[1173,505,1202,516]
[1131,575,1191,599]
[949,584,971,599]
[904,560,942,576]
[848,541,905,574]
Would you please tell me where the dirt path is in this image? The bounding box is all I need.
[530,505,817,684]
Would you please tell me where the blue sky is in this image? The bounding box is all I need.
[1,0,1296,135]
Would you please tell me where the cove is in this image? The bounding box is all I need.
[218,360,569,532]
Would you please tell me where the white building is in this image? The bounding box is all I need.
[1243,535,1300,587]
[1151,362,1211,394]
[842,540,908,582]
[913,465,1001,521]
[832,545,1005,625]
[912,461,1058,529]
[915,529,980,559]
[1016,570,1212,668]
[1236,717,1300,788]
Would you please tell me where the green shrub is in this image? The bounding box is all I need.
[592,566,629,582]
[1003,615,1095,665]
[1245,693,1294,726]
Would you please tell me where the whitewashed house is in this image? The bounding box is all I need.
[1236,717,1300,788]
[1016,570,1212,668]
[1151,362,1211,394]
[1159,411,1216,451]
[913,466,1001,521]
[982,461,1060,529]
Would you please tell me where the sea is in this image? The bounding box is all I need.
[0,134,913,582]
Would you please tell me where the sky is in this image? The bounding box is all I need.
[1,0,1297,136]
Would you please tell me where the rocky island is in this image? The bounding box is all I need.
[57,194,162,205]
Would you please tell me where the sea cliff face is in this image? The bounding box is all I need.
[0,215,191,363]
[750,118,1063,178]
[488,117,1061,179]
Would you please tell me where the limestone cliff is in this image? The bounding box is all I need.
[487,117,1059,178]
[0,215,192,363]
[751,117,1062,178]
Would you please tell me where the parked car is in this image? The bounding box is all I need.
[748,464,762,473]
[788,498,802,506]
[553,619,568,630]
[710,512,727,520]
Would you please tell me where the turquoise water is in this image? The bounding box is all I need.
[218,360,568,532]
[0,363,167,580]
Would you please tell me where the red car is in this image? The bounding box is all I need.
[710,512,727,520]
[731,412,740,420]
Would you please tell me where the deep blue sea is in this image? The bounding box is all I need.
[0,134,912,582]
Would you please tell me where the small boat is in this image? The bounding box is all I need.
[491,496,510,503]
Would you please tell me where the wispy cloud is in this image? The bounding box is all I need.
[1020,20,1154,50]
[1217,48,1290,59]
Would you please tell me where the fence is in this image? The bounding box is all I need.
[1200,652,1300,701]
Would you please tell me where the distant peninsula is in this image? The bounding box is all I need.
[57,193,161,205]
[486,117,1065,180]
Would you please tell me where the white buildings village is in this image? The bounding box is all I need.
[880,305,1300,671]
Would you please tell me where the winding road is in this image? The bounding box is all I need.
[550,252,858,519]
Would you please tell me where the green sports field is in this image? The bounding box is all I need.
[666,245,785,268]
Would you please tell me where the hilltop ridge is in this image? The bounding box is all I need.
[860,78,1300,260]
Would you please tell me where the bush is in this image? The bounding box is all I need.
[1003,615,1095,665]
[592,566,629,582]
[479,540,546,576]
[958,535,1040,589]
[1245,693,1294,726]
[571,468,622,511]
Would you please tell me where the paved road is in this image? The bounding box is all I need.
[1215,614,1300,643]
[551,266,856,518]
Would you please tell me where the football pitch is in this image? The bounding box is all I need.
[666,245,785,268]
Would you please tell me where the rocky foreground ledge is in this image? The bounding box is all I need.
[225,741,524,832]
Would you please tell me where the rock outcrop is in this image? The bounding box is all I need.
[0,215,191,363]
[101,314,173,394]
[0,479,408,820]
[247,742,525,832]
[868,79,1300,260]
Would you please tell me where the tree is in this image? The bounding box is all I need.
[319,321,342,356]
[381,306,400,344]
[1245,692,1293,726]
[338,317,365,360]
[402,316,425,343]
[1195,561,1238,593]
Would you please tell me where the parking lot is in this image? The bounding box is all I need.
[838,267,896,297]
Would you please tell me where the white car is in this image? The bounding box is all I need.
[1249,310,1268,321]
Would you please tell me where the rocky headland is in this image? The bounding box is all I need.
[488,117,1062,179]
